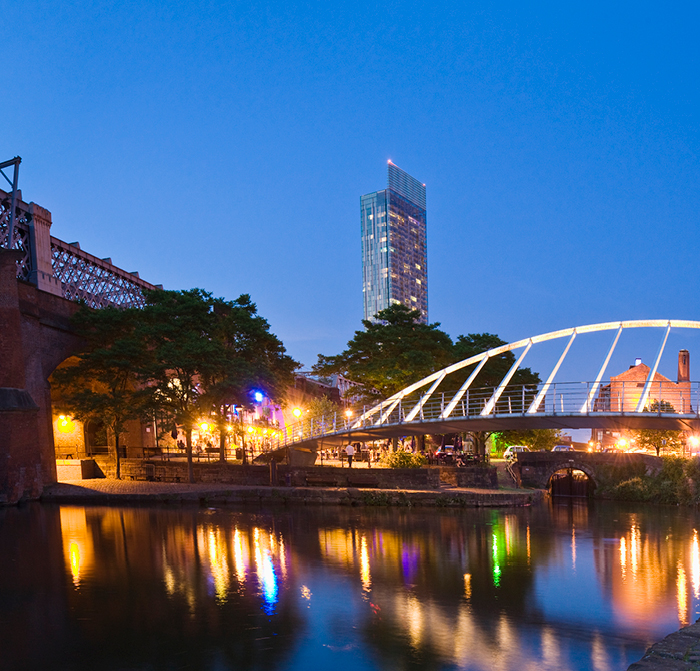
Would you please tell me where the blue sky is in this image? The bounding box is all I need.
[4,0,699,377]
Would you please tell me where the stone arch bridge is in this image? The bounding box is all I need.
[512,451,662,490]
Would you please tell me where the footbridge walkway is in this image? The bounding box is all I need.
[269,320,700,460]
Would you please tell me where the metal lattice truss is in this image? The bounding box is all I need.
[278,320,700,447]
[50,237,155,308]
[0,190,32,280]
[0,186,157,308]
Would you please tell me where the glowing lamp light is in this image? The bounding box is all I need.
[57,415,75,433]
[292,407,302,419]
[345,409,353,418]
[247,426,254,434]
[254,391,264,403]
[199,422,209,432]
[691,436,700,449]
[618,438,628,449]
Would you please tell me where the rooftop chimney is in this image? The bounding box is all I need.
[678,349,690,382]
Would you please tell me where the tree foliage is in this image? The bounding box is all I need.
[54,288,297,482]
[51,306,147,479]
[496,429,563,453]
[138,289,298,480]
[633,400,685,456]
[314,307,544,458]
[314,304,454,403]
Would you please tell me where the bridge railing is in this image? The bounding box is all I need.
[271,380,700,451]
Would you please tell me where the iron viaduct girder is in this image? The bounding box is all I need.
[0,186,159,308]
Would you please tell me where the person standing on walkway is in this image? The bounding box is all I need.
[345,443,355,468]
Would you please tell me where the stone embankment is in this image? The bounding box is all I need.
[42,479,543,508]
[628,620,700,670]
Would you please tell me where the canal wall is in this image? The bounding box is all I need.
[42,479,544,508]
[628,619,700,670]
[80,458,499,491]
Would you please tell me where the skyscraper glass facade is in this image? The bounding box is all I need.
[361,162,428,323]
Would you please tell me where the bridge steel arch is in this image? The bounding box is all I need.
[278,320,700,450]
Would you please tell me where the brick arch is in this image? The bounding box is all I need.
[544,460,599,489]
[1,251,83,503]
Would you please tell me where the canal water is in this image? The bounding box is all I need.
[1,501,699,671]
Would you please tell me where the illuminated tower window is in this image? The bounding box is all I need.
[361,162,428,324]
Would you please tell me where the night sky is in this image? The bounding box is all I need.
[4,1,699,384]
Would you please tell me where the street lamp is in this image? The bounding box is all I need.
[292,407,302,419]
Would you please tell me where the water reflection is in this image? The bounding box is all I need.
[2,501,700,670]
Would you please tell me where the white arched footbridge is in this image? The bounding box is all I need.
[275,320,700,451]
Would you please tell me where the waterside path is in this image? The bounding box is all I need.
[43,479,543,507]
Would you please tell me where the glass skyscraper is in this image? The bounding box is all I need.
[361,161,428,323]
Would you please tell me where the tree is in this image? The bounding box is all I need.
[201,295,298,461]
[138,289,224,483]
[52,306,147,479]
[631,429,685,457]
[139,289,298,480]
[632,400,685,456]
[314,304,454,404]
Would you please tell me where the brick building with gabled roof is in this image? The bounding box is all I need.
[595,350,692,414]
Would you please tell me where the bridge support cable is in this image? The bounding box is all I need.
[580,325,623,413]
[481,340,533,415]
[440,356,490,419]
[636,322,672,412]
[405,372,447,422]
[528,331,577,414]
[378,398,402,425]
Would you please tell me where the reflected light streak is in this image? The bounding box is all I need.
[60,507,93,588]
[464,573,471,600]
[678,562,689,627]
[254,528,278,614]
[692,530,700,599]
[279,535,287,580]
[591,632,610,671]
[527,525,531,564]
[68,542,81,586]
[406,594,423,648]
[492,533,501,587]
[541,626,563,669]
[620,536,627,580]
[571,526,577,571]
[630,524,639,576]
[207,528,229,603]
[233,528,247,584]
[360,535,371,594]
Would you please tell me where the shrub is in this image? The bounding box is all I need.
[601,456,700,506]
[380,451,427,469]
[608,477,651,502]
